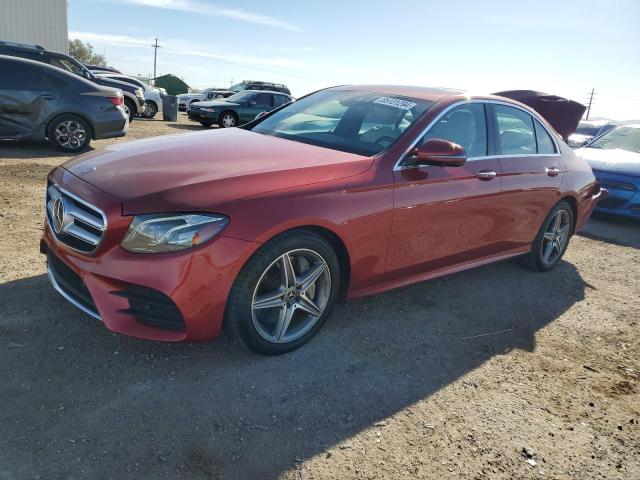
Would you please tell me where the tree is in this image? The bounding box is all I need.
[68,39,106,66]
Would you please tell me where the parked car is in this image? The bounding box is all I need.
[568,120,617,148]
[229,80,291,95]
[95,73,163,118]
[576,124,640,218]
[41,85,604,354]
[0,40,145,121]
[178,87,232,110]
[0,56,128,151]
[85,64,121,74]
[187,90,293,127]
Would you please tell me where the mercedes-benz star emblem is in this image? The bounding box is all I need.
[52,197,65,234]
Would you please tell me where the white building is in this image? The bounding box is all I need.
[0,0,68,53]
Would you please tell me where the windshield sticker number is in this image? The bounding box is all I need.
[374,97,417,110]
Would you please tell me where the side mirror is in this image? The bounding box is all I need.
[413,138,466,167]
[248,101,256,107]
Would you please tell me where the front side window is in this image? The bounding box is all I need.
[534,119,556,154]
[588,126,640,154]
[419,103,487,158]
[495,104,536,155]
[251,89,432,156]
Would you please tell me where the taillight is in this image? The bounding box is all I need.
[107,96,123,106]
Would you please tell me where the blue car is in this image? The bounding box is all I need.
[576,124,640,218]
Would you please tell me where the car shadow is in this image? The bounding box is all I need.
[0,259,586,479]
[0,140,94,159]
[579,212,640,249]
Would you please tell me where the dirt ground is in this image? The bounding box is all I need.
[1,115,638,480]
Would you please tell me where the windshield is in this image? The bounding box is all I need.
[229,82,246,93]
[588,126,640,153]
[251,89,431,156]
[226,91,255,102]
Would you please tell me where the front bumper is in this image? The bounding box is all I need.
[593,173,640,218]
[187,109,217,123]
[41,168,258,342]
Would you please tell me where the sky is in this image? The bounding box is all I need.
[68,0,640,120]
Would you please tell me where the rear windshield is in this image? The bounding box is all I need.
[251,89,431,156]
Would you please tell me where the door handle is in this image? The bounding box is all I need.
[545,167,560,177]
[476,170,497,180]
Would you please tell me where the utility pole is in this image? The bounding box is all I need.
[151,38,160,80]
[586,88,595,120]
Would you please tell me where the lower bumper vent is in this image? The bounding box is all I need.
[112,285,186,332]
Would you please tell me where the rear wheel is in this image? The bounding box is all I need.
[225,231,341,355]
[47,114,92,152]
[521,201,574,271]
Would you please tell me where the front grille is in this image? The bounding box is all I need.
[47,250,99,318]
[46,183,106,253]
[112,285,186,332]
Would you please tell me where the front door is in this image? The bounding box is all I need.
[387,102,506,281]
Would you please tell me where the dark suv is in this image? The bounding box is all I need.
[0,55,128,151]
[0,40,145,120]
[229,80,291,96]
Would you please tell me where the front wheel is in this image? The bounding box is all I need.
[521,201,574,271]
[225,231,341,355]
[219,111,237,128]
[142,101,158,118]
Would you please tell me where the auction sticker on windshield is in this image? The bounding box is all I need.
[374,97,417,110]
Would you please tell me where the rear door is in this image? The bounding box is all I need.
[0,60,56,138]
[490,103,564,246]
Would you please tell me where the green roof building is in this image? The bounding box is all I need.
[153,74,190,96]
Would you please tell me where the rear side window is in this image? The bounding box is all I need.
[534,119,556,154]
[495,104,536,155]
[0,61,45,89]
[273,94,289,107]
[421,103,488,157]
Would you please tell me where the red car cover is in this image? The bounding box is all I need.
[493,90,586,141]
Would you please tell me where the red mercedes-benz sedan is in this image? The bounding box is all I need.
[41,85,604,354]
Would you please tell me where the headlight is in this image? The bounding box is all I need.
[201,107,216,112]
[121,213,229,253]
[135,88,144,98]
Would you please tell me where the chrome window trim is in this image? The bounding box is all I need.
[393,99,561,171]
[47,266,101,320]
[46,182,108,254]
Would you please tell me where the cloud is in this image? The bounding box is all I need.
[69,31,306,71]
[115,0,301,31]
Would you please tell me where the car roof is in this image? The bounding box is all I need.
[0,54,101,87]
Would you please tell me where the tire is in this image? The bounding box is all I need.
[199,121,213,127]
[520,200,574,272]
[142,101,158,119]
[219,111,238,128]
[47,114,92,152]
[225,230,341,355]
[123,98,136,122]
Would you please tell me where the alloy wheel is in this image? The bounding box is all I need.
[221,114,236,127]
[541,209,571,265]
[54,121,87,149]
[251,249,331,344]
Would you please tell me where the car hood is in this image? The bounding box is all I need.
[576,147,640,177]
[62,128,372,214]
[94,77,137,95]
